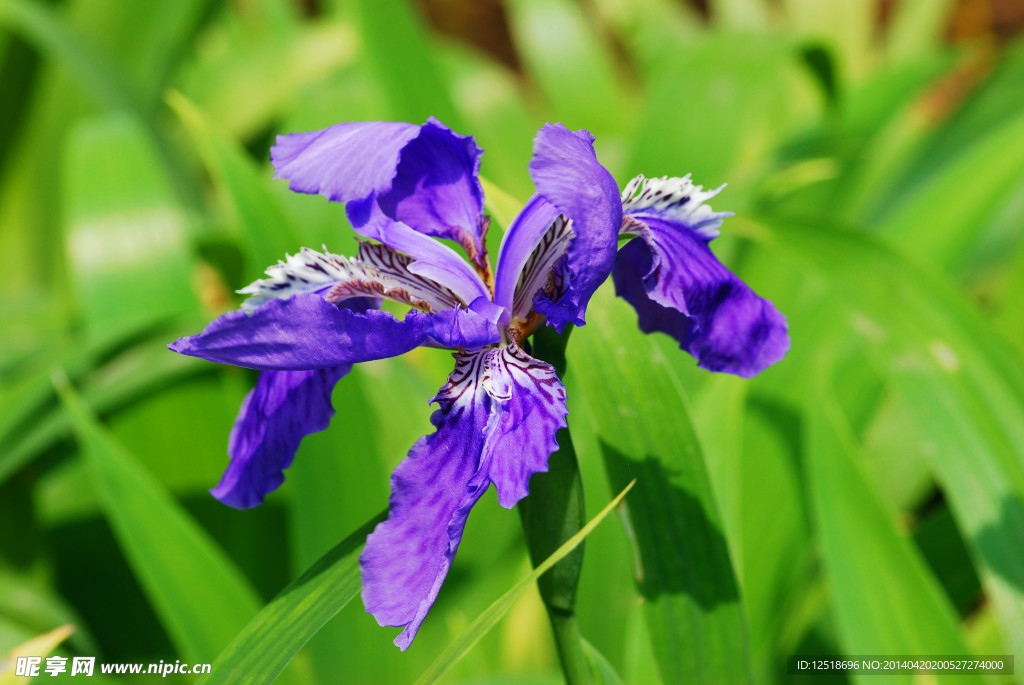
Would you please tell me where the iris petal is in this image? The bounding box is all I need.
[527,124,622,332]
[361,342,566,649]
[168,293,500,370]
[378,118,488,267]
[361,349,493,650]
[492,195,561,317]
[483,343,567,508]
[211,367,349,509]
[271,121,419,209]
[614,194,789,377]
[271,117,487,264]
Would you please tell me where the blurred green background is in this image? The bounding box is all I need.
[2,0,1024,683]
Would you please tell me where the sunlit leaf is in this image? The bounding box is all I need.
[200,511,387,685]
[63,112,198,339]
[806,361,979,675]
[567,286,753,684]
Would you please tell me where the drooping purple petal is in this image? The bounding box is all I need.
[528,124,622,332]
[168,294,498,370]
[211,366,349,509]
[613,178,789,377]
[271,121,419,225]
[482,342,567,508]
[361,342,566,649]
[377,118,488,268]
[361,349,493,650]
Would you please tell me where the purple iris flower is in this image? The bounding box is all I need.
[169,118,788,650]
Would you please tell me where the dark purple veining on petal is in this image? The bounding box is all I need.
[361,349,493,650]
[361,341,566,649]
[483,342,567,508]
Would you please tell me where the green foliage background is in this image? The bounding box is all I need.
[2,0,1024,682]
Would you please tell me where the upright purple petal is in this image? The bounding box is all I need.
[361,350,493,650]
[378,118,488,268]
[492,195,561,317]
[271,121,419,222]
[212,367,349,509]
[615,175,789,377]
[361,342,566,649]
[482,343,567,508]
[527,124,622,332]
[271,118,487,260]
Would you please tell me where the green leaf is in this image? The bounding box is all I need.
[416,480,635,685]
[200,510,387,685]
[876,109,1024,273]
[0,325,205,488]
[52,373,262,663]
[167,90,302,278]
[0,0,140,113]
[759,215,1024,662]
[628,34,803,190]
[581,638,627,685]
[566,286,752,684]
[885,0,957,63]
[63,112,198,339]
[505,0,627,133]
[351,0,462,127]
[805,361,979,677]
[286,368,389,683]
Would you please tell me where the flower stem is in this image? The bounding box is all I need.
[518,325,593,685]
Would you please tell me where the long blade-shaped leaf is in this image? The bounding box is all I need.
[416,480,636,685]
[64,113,198,340]
[201,511,387,685]
[760,216,1024,660]
[166,91,300,278]
[52,373,262,663]
[806,361,981,678]
[566,286,753,685]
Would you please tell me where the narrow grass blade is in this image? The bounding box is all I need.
[200,511,387,685]
[415,480,636,685]
[566,287,752,685]
[52,373,262,663]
